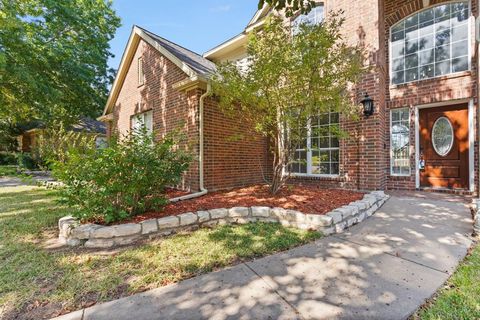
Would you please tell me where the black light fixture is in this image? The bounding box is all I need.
[361,92,374,117]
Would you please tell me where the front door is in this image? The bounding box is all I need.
[419,104,469,189]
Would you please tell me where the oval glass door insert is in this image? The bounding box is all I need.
[432,117,454,156]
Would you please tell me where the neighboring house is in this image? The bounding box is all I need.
[18,117,107,152]
[101,0,479,194]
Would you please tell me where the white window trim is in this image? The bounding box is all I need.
[289,115,341,178]
[390,108,411,176]
[389,1,472,86]
[138,56,144,86]
[131,110,153,134]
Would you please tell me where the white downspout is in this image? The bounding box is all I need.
[170,82,211,202]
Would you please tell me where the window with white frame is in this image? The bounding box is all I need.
[390,108,410,175]
[131,110,153,135]
[292,4,324,34]
[390,1,469,85]
[138,57,144,86]
[291,112,340,176]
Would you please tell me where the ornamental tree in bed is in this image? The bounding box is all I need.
[211,14,365,194]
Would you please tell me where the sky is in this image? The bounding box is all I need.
[108,0,259,70]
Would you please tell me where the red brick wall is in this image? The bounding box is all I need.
[109,39,270,192]
[203,95,271,191]
[291,0,388,191]
[293,0,478,193]
[384,0,478,192]
[109,39,200,191]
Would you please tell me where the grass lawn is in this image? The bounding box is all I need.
[414,242,480,320]
[0,185,321,319]
[0,165,18,177]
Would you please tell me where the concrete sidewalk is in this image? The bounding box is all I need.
[54,192,473,320]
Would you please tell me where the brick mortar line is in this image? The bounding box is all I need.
[242,261,305,320]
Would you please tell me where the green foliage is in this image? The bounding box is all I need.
[0,0,121,126]
[52,130,192,223]
[0,185,321,319]
[0,152,16,165]
[31,125,97,169]
[0,165,18,177]
[258,0,316,17]
[16,152,39,170]
[211,14,365,193]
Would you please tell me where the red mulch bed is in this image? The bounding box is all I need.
[127,185,364,224]
[165,188,190,199]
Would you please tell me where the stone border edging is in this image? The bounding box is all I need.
[58,191,390,248]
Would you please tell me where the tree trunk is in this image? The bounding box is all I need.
[270,123,287,194]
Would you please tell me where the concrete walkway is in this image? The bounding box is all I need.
[0,176,55,187]
[54,192,473,320]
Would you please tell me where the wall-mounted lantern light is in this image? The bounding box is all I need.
[361,93,374,117]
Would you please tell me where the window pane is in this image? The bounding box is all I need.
[419,8,434,24]
[435,44,450,61]
[452,40,468,58]
[392,43,405,59]
[391,108,410,175]
[405,53,418,68]
[452,56,468,72]
[435,28,450,46]
[435,60,451,76]
[145,111,153,134]
[452,24,468,40]
[405,15,419,29]
[331,163,339,175]
[392,30,405,43]
[420,64,434,79]
[434,4,451,19]
[331,150,339,162]
[419,49,434,65]
[392,21,405,33]
[406,68,419,82]
[390,1,469,85]
[319,113,329,125]
[330,112,339,124]
[292,112,340,176]
[418,32,434,50]
[392,71,405,84]
[405,38,418,54]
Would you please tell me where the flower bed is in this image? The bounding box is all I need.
[125,185,364,223]
[58,190,389,249]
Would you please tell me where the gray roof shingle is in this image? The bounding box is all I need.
[138,26,217,77]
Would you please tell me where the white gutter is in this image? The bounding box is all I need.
[477,2,480,197]
[170,82,211,202]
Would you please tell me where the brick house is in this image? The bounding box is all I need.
[100,0,479,195]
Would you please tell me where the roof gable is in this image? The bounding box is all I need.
[103,26,216,116]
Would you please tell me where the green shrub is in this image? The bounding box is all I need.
[0,152,17,165]
[31,125,95,170]
[16,152,39,169]
[52,130,192,223]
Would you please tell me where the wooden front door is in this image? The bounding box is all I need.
[419,104,469,189]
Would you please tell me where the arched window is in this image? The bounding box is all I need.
[292,4,324,34]
[390,1,470,85]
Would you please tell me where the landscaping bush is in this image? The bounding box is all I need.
[0,151,17,165]
[16,152,39,170]
[31,125,95,170]
[52,130,192,223]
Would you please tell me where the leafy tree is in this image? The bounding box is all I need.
[211,15,365,194]
[258,0,316,17]
[0,0,121,126]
